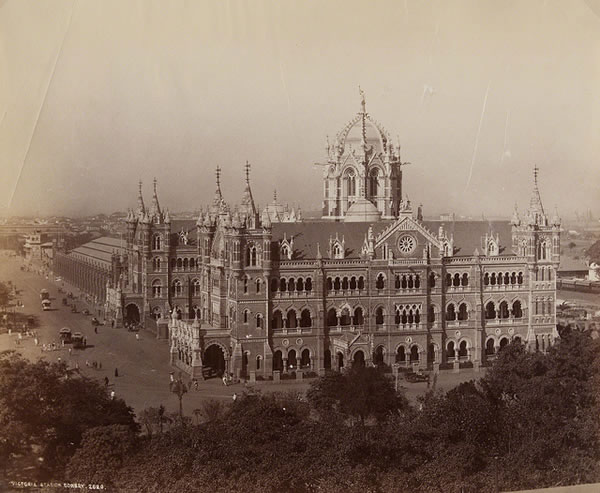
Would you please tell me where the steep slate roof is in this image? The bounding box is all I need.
[170,220,197,246]
[423,220,514,257]
[69,237,125,267]
[271,219,514,260]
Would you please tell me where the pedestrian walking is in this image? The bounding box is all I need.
[222,375,228,386]
[115,368,119,377]
[135,333,139,341]
[110,390,115,400]
[68,348,72,356]
[232,393,238,402]
[170,372,174,383]
[104,377,109,387]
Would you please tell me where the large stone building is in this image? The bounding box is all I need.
[112,95,561,379]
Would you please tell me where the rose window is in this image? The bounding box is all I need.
[398,235,416,254]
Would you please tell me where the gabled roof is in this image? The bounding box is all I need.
[69,237,125,267]
[271,219,514,260]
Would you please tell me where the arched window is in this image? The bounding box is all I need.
[176,258,183,270]
[152,279,161,298]
[153,257,161,272]
[504,272,510,285]
[189,258,195,270]
[461,273,469,287]
[428,305,435,323]
[358,276,365,290]
[333,243,342,258]
[485,301,496,319]
[517,272,524,284]
[256,279,261,294]
[429,272,436,288]
[453,273,460,287]
[345,169,356,197]
[375,307,384,325]
[458,303,468,321]
[401,309,408,325]
[408,275,414,289]
[281,244,290,259]
[280,278,287,292]
[243,310,249,324]
[376,273,385,290]
[369,168,380,197]
[192,278,201,296]
[256,314,263,329]
[300,349,311,368]
[327,308,338,327]
[340,307,351,326]
[256,356,262,370]
[395,309,401,325]
[350,277,357,290]
[183,258,189,270]
[305,278,312,292]
[334,277,341,291]
[247,246,257,266]
[415,275,421,289]
[354,307,364,325]
[446,274,452,287]
[396,346,406,363]
[152,234,161,250]
[300,309,311,327]
[446,303,456,321]
[272,310,283,329]
[499,337,509,350]
[484,273,490,285]
[326,278,333,291]
[415,308,421,324]
[510,272,517,284]
[341,277,349,290]
[296,278,304,291]
[243,277,248,294]
[499,301,509,319]
[172,279,182,297]
[458,341,468,359]
[395,275,401,289]
[447,341,456,359]
[287,309,297,329]
[410,346,419,362]
[485,338,495,356]
[288,278,295,292]
[512,300,523,318]
[490,273,497,286]
[498,272,503,285]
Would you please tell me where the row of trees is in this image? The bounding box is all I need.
[2,329,599,492]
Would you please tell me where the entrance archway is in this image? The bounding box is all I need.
[337,352,344,370]
[373,346,385,366]
[300,349,311,368]
[125,304,140,324]
[204,345,226,377]
[287,349,297,370]
[273,350,283,372]
[353,350,365,367]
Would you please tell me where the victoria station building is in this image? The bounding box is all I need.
[57,94,561,379]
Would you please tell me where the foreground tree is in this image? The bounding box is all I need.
[0,351,138,478]
[307,365,408,424]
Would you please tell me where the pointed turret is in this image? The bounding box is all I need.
[526,166,548,227]
[149,177,162,223]
[511,203,520,226]
[551,206,561,227]
[136,180,145,219]
[209,166,227,215]
[240,161,258,226]
[164,208,171,224]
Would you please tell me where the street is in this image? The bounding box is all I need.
[0,253,480,418]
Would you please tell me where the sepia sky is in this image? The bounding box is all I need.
[0,0,599,218]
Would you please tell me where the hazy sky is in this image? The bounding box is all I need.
[1,0,599,218]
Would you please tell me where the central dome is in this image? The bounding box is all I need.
[345,197,382,222]
[342,118,386,154]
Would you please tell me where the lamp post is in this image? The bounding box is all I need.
[169,371,188,423]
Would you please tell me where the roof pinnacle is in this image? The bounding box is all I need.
[245,160,251,184]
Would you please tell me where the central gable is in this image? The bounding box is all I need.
[374,216,441,258]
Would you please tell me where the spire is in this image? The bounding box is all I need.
[149,177,162,221]
[526,165,547,227]
[240,161,257,223]
[136,180,145,217]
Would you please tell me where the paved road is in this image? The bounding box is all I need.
[0,253,480,418]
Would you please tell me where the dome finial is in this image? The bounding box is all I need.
[245,160,251,184]
[359,85,366,114]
